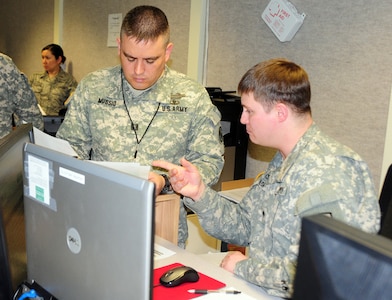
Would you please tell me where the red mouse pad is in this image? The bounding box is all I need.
[153,263,226,300]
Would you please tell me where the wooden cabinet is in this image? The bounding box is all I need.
[155,193,181,245]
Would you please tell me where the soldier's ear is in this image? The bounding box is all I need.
[117,38,121,55]
[165,43,173,62]
[275,102,288,122]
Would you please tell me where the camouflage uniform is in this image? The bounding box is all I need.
[29,68,78,115]
[184,123,380,298]
[0,53,44,139]
[57,65,225,248]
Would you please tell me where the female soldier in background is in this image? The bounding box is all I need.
[29,44,77,116]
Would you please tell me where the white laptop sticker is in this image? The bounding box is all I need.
[59,167,85,185]
[27,154,50,205]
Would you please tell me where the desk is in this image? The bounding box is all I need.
[221,178,254,191]
[155,236,282,300]
[155,193,181,244]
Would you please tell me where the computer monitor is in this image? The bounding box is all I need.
[0,124,34,297]
[22,143,155,299]
[293,214,392,300]
[0,124,34,208]
[43,116,64,136]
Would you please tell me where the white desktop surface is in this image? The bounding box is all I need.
[154,236,282,300]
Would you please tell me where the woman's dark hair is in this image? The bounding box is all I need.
[42,44,66,64]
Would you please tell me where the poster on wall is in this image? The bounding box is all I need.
[107,13,122,47]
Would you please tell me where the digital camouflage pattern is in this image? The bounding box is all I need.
[29,68,78,115]
[184,123,380,298]
[0,53,44,139]
[57,65,225,247]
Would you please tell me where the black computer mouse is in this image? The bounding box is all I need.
[159,265,200,287]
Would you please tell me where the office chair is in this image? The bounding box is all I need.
[379,164,392,239]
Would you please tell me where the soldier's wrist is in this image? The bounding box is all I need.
[160,174,173,194]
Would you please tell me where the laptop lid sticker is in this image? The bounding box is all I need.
[59,167,85,185]
[25,154,57,211]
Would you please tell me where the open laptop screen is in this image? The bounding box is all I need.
[0,123,34,295]
[23,143,155,299]
[293,214,392,299]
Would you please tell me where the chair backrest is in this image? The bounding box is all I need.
[379,164,392,239]
[0,207,14,300]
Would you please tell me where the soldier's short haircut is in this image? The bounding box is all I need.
[238,58,311,115]
[121,5,170,45]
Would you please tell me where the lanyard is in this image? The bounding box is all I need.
[121,71,160,158]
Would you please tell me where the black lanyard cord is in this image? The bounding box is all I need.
[121,71,161,158]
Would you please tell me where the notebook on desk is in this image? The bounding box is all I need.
[22,143,155,299]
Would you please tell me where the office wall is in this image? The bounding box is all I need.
[62,0,190,82]
[1,0,391,189]
[207,0,392,189]
[0,0,53,74]
[0,0,190,81]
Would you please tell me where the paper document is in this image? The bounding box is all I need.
[218,187,250,203]
[33,127,78,156]
[154,244,176,260]
[107,13,122,47]
[37,104,47,116]
[33,127,151,179]
[88,161,150,180]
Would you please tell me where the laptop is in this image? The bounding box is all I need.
[22,143,155,299]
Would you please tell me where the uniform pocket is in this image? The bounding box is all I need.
[295,184,344,219]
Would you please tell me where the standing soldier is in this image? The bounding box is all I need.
[57,6,224,248]
[0,53,43,139]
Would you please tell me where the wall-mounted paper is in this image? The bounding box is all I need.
[107,13,122,47]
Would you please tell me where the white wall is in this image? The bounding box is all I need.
[206,0,392,190]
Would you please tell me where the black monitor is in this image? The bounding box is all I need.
[43,116,64,136]
[293,214,392,300]
[0,123,34,298]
